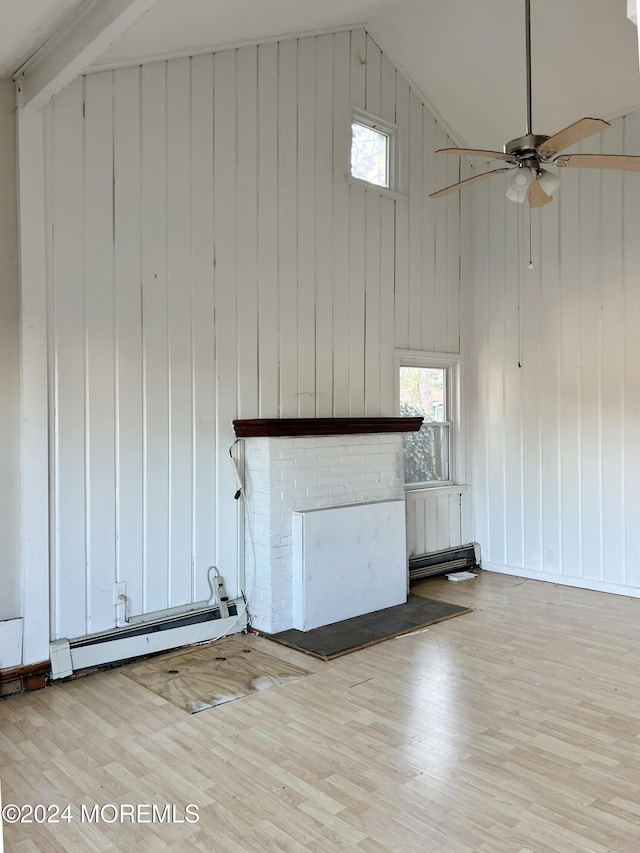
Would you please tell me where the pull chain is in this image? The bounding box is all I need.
[517,203,522,368]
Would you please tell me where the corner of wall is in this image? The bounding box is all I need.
[0,77,22,623]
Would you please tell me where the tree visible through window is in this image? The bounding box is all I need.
[400,366,450,485]
[351,120,390,188]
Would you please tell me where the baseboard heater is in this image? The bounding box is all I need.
[50,599,247,680]
[409,543,481,583]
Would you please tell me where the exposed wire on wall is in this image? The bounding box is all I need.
[228,438,257,629]
[191,440,258,647]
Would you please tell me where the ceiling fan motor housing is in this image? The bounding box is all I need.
[504,133,551,164]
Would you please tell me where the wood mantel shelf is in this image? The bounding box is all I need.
[232,417,423,438]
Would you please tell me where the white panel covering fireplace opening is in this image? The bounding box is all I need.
[292,500,407,631]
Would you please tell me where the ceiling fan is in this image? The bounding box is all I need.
[430,0,640,207]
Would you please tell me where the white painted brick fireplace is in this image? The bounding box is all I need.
[234,418,421,634]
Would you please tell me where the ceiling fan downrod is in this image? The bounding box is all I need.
[525,0,532,137]
[504,0,548,166]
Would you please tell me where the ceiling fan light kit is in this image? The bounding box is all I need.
[536,168,562,197]
[429,0,640,207]
[506,167,532,203]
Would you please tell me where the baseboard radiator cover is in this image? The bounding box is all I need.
[50,599,247,679]
[409,542,481,583]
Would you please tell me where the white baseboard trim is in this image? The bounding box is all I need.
[483,562,640,599]
[0,618,23,669]
[50,600,248,678]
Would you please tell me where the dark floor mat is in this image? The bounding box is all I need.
[262,594,472,660]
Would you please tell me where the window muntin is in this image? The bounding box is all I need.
[400,365,452,486]
[350,117,392,188]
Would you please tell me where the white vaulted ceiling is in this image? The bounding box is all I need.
[2,0,640,149]
[370,0,640,150]
[91,0,401,67]
[0,0,86,76]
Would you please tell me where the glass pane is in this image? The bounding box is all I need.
[399,366,446,422]
[400,366,449,484]
[403,424,450,484]
[351,122,389,187]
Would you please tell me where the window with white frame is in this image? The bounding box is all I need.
[350,111,394,189]
[398,355,459,487]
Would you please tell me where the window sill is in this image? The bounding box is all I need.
[345,174,406,202]
[404,483,470,497]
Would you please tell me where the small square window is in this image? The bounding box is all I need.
[351,117,392,188]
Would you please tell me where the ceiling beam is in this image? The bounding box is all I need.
[15,0,158,110]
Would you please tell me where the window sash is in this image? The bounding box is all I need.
[403,421,451,487]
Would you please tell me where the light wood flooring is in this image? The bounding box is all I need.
[4,571,640,851]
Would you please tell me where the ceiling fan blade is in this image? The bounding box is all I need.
[537,118,610,158]
[528,177,553,207]
[555,153,640,172]
[430,168,510,199]
[436,147,518,164]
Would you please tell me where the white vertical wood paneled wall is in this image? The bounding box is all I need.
[0,79,21,623]
[405,486,473,560]
[470,112,640,594]
[44,29,466,640]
